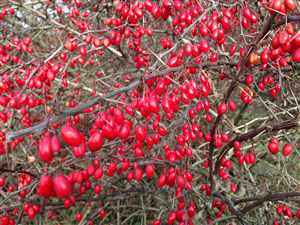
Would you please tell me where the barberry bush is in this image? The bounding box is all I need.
[1,0,300,224]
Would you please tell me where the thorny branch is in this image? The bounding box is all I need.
[215,113,300,173]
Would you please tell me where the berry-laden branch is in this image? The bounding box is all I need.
[208,14,276,190]
[215,116,300,172]
[5,79,141,143]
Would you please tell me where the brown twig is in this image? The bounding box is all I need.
[0,168,37,178]
[275,14,300,27]
[239,192,300,214]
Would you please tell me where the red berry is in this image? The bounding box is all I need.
[72,143,87,158]
[51,135,61,153]
[228,100,236,112]
[292,33,300,48]
[0,176,5,187]
[53,175,72,198]
[167,212,176,224]
[268,142,279,154]
[38,135,54,163]
[168,55,182,67]
[152,219,161,225]
[94,168,103,180]
[245,74,254,86]
[282,143,293,157]
[37,175,54,198]
[292,48,300,63]
[135,125,147,142]
[27,207,36,220]
[217,102,227,115]
[75,212,82,222]
[229,43,237,56]
[296,209,300,219]
[145,164,155,179]
[260,48,269,64]
[118,123,131,139]
[285,0,296,11]
[230,182,238,193]
[61,125,82,146]
[88,132,103,152]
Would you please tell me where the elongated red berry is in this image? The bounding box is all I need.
[53,175,72,198]
[61,125,82,146]
[88,132,103,152]
[268,142,279,154]
[38,135,53,163]
[37,175,54,198]
[282,143,293,157]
